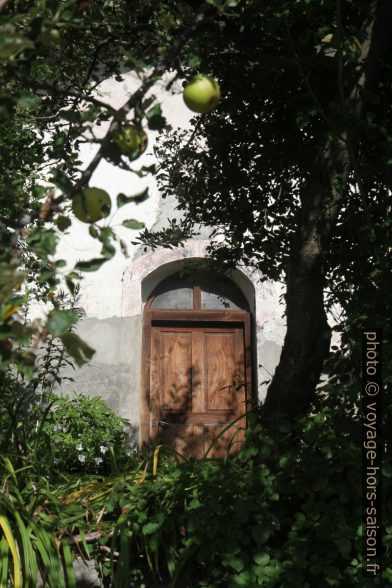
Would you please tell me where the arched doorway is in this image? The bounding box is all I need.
[140,267,252,458]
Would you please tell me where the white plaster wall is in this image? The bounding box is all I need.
[33,70,289,418]
[28,71,193,320]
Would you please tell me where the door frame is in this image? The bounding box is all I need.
[140,308,253,446]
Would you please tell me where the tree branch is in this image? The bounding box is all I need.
[20,2,212,227]
[71,1,211,196]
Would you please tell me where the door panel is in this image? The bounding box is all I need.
[203,424,244,458]
[149,323,248,457]
[158,424,204,459]
[205,332,237,411]
[160,332,192,410]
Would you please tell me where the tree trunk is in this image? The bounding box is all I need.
[262,144,348,425]
[261,0,392,426]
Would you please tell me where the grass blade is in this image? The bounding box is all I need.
[0,515,22,588]
[0,536,10,588]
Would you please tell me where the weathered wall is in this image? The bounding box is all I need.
[57,239,286,440]
[57,316,141,427]
[43,70,287,440]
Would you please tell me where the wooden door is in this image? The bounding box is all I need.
[149,322,248,458]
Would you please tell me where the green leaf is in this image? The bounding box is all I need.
[65,271,80,295]
[122,219,145,230]
[142,522,160,535]
[102,242,116,259]
[56,216,72,232]
[254,552,270,566]
[146,104,166,130]
[89,225,99,238]
[46,310,78,337]
[17,92,39,111]
[223,555,244,572]
[75,258,107,272]
[50,169,74,196]
[251,524,271,545]
[27,228,58,257]
[0,25,34,61]
[230,569,254,586]
[117,187,149,208]
[145,104,162,119]
[61,332,95,366]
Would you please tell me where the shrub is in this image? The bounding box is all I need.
[38,392,137,474]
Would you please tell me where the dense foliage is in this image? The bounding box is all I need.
[150,0,392,421]
[0,0,390,586]
[0,369,391,586]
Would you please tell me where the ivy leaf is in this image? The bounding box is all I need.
[254,553,270,566]
[75,258,107,272]
[252,524,271,545]
[230,570,254,586]
[46,310,78,337]
[122,219,145,230]
[117,188,149,208]
[61,332,95,366]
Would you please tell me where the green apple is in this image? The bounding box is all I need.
[114,125,148,160]
[183,74,221,114]
[72,188,111,223]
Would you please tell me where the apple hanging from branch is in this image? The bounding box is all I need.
[183,74,221,114]
[72,187,111,223]
[114,125,148,161]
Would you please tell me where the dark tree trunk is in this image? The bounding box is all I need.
[262,142,349,426]
[261,0,392,427]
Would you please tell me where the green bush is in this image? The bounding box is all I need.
[0,380,390,587]
[39,392,137,474]
[92,402,391,587]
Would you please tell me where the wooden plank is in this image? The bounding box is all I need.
[160,331,192,411]
[149,309,249,322]
[205,331,236,411]
[158,424,204,459]
[149,329,161,440]
[191,329,205,413]
[234,327,247,415]
[244,312,253,417]
[193,286,201,310]
[203,423,245,458]
[159,411,234,425]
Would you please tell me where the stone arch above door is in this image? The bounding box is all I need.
[121,241,257,318]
